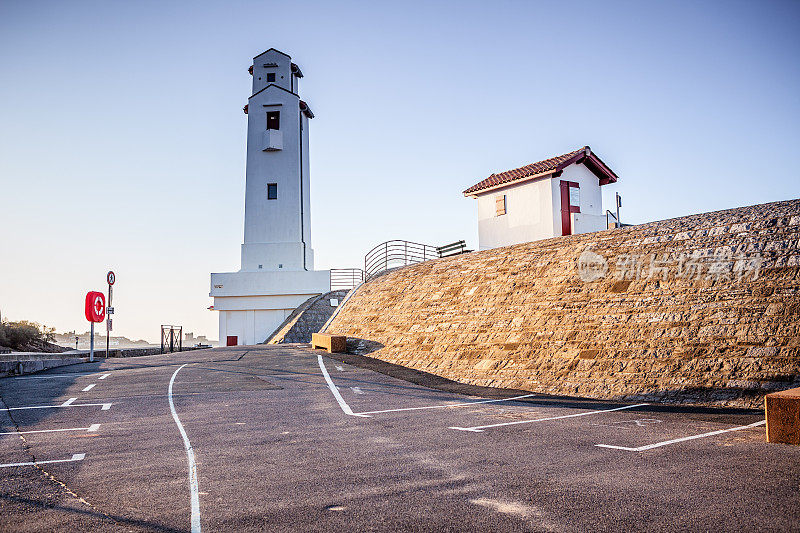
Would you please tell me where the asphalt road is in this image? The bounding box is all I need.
[0,344,798,532]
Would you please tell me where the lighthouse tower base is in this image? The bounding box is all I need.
[210,269,330,346]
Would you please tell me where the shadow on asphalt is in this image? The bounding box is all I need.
[0,494,186,532]
[316,348,762,416]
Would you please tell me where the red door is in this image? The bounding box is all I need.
[559,180,580,236]
[226,336,238,347]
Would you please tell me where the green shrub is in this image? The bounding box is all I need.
[0,320,56,351]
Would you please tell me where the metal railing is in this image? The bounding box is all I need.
[160,325,182,354]
[437,240,470,257]
[364,240,438,281]
[330,268,365,291]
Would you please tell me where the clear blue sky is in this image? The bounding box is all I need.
[1,0,798,343]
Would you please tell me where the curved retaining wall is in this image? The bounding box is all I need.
[327,199,800,407]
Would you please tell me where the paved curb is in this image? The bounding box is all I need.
[0,357,88,377]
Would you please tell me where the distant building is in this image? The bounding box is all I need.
[463,147,619,250]
[210,49,329,347]
[184,332,214,346]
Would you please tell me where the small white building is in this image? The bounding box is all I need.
[210,49,329,346]
[463,146,619,250]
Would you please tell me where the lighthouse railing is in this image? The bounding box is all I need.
[363,240,439,281]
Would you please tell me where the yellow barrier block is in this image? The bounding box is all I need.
[311,333,346,354]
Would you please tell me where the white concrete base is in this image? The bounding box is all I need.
[210,269,330,346]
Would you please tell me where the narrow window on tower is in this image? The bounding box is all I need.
[267,183,278,200]
[266,72,276,82]
[266,111,280,130]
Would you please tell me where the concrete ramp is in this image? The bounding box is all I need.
[266,290,349,344]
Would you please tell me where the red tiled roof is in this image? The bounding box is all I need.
[463,146,618,196]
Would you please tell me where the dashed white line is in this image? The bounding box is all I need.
[350,387,364,395]
[449,404,649,432]
[355,393,536,416]
[98,373,111,380]
[595,420,766,451]
[0,453,85,468]
[317,354,370,417]
[82,384,96,392]
[168,363,202,533]
[2,402,112,412]
[0,425,100,436]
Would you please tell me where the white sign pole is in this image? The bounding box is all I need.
[90,322,95,363]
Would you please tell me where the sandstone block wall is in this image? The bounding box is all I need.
[326,199,800,408]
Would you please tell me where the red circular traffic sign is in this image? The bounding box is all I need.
[107,271,115,285]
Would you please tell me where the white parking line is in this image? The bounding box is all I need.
[82,384,96,392]
[354,394,537,416]
[316,354,370,417]
[13,373,103,380]
[168,363,202,533]
[0,425,100,436]
[595,420,766,452]
[449,404,649,432]
[0,453,85,468]
[2,401,112,412]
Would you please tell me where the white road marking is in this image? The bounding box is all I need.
[355,393,537,416]
[13,373,102,379]
[0,425,100,436]
[595,420,766,452]
[335,365,344,371]
[2,402,112,412]
[316,354,370,417]
[350,387,364,395]
[98,373,111,380]
[0,453,85,468]
[591,418,662,428]
[82,384,96,392]
[449,404,649,432]
[168,363,202,533]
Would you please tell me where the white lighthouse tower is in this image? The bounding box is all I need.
[210,49,330,346]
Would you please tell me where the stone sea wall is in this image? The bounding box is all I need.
[326,199,800,408]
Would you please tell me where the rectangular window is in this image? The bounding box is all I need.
[495,195,506,216]
[266,72,276,82]
[569,186,580,208]
[266,111,280,130]
[267,183,278,200]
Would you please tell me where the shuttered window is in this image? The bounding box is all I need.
[495,195,506,216]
